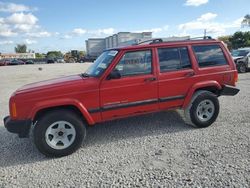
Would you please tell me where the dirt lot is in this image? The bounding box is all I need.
[0,64,249,187]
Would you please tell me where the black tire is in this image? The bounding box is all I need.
[33,109,86,157]
[238,63,247,73]
[185,91,219,128]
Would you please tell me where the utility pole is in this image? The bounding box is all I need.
[204,29,207,38]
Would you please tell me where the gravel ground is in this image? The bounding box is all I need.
[0,64,249,187]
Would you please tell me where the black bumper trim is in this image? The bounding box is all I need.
[4,116,32,138]
[220,85,240,96]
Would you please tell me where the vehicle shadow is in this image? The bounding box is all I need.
[0,127,47,168]
[84,110,192,147]
[0,110,192,168]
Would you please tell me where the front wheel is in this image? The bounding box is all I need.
[33,110,86,157]
[185,91,219,128]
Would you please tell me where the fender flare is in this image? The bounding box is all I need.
[29,98,95,125]
[182,81,222,108]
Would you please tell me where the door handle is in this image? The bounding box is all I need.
[144,77,156,82]
[184,72,195,77]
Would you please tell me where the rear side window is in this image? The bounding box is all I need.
[158,47,191,72]
[193,45,227,67]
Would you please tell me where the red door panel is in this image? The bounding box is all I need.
[158,69,195,109]
[100,74,158,120]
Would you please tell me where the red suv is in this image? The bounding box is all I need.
[4,37,239,157]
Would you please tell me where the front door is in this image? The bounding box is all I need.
[100,49,158,120]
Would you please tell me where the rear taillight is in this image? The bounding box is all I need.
[234,71,238,83]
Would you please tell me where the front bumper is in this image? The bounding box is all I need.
[220,85,240,96]
[4,116,32,138]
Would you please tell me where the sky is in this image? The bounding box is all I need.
[0,0,249,53]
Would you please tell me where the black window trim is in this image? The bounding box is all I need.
[157,46,193,73]
[192,44,228,68]
[115,49,154,78]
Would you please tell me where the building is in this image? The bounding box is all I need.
[0,53,36,60]
[86,32,152,58]
[85,38,106,58]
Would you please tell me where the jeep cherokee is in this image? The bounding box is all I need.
[3,37,240,157]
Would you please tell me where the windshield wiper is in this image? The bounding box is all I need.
[81,72,90,77]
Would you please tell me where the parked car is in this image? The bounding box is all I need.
[0,59,11,66]
[4,37,239,157]
[231,48,250,73]
[24,60,34,64]
[56,58,65,63]
[8,59,26,65]
[47,59,55,64]
[0,59,7,66]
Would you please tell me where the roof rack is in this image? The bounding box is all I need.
[136,38,163,45]
[135,36,214,45]
[188,36,213,40]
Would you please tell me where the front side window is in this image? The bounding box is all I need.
[193,45,227,67]
[115,50,152,77]
[85,50,118,77]
[158,47,191,72]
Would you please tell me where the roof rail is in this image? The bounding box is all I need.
[188,36,213,40]
[135,36,214,46]
[137,38,163,45]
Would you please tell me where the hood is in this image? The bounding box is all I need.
[232,56,244,60]
[16,75,83,94]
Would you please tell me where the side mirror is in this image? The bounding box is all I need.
[107,69,121,80]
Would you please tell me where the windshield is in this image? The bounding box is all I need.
[231,50,249,57]
[84,50,118,77]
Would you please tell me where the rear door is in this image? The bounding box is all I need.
[100,49,158,120]
[156,46,195,109]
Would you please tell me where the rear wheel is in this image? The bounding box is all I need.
[185,91,219,128]
[33,109,86,157]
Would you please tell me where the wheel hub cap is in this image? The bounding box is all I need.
[196,99,215,122]
[45,121,76,150]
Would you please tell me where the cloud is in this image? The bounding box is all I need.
[24,39,37,44]
[61,27,115,39]
[0,17,4,23]
[97,28,115,35]
[14,24,40,33]
[0,13,55,38]
[5,12,38,25]
[26,31,52,38]
[0,40,13,45]
[0,23,16,37]
[178,13,243,37]
[72,28,87,36]
[0,2,37,13]
[185,0,209,6]
[60,34,72,39]
[135,25,169,34]
[88,28,115,36]
[197,13,217,22]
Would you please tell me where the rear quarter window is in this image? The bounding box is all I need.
[192,45,228,68]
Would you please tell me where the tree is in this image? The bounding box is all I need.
[229,31,250,49]
[35,53,46,59]
[46,51,63,59]
[242,14,250,27]
[15,44,27,53]
[218,35,232,50]
[79,51,86,58]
